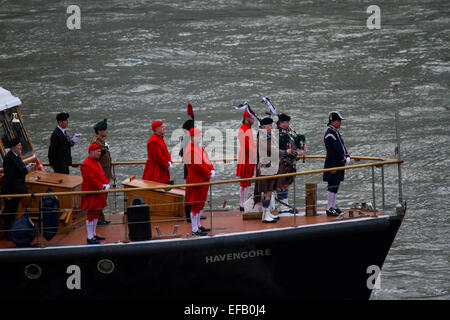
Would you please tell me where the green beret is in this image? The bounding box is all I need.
[94,118,107,131]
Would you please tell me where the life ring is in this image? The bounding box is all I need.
[36,158,45,171]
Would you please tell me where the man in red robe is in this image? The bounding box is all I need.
[236,110,256,211]
[142,121,173,183]
[184,128,215,236]
[81,144,110,244]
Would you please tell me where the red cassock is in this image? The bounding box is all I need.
[80,156,110,221]
[184,142,215,215]
[142,134,172,183]
[236,123,256,187]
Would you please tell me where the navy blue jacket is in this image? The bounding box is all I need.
[323,125,349,184]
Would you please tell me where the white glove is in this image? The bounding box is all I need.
[210,170,215,179]
[345,156,351,166]
[72,133,81,143]
[26,163,35,170]
[102,184,110,190]
[168,161,173,169]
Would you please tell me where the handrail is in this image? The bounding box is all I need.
[0,155,403,199]
[40,154,387,167]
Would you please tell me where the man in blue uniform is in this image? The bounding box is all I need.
[323,111,350,216]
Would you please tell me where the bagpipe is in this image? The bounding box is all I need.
[232,102,261,126]
[261,96,306,151]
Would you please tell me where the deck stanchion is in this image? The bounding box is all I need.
[209,185,213,235]
[371,166,377,217]
[293,177,297,227]
[123,191,129,242]
[392,81,403,204]
[113,164,117,214]
[39,204,44,248]
[381,165,385,211]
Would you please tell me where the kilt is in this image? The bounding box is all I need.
[253,163,277,204]
[276,157,296,188]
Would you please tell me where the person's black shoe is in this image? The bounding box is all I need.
[239,206,244,212]
[192,231,207,236]
[186,218,191,223]
[335,207,344,214]
[87,238,101,244]
[200,215,207,220]
[198,226,210,232]
[94,235,105,240]
[326,208,340,217]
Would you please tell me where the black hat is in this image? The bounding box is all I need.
[56,112,69,122]
[9,138,21,148]
[259,117,273,127]
[182,119,194,131]
[328,111,344,124]
[94,118,108,131]
[278,113,291,122]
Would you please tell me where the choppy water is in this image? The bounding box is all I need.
[0,0,448,300]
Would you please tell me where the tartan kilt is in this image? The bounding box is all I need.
[276,157,296,188]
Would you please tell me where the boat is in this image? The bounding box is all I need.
[0,85,406,300]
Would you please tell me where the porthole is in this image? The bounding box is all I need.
[24,264,42,280]
[97,259,115,274]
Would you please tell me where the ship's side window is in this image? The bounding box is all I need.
[0,111,13,153]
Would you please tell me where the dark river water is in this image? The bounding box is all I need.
[0,0,448,300]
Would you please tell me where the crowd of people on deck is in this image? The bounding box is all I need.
[1,104,350,243]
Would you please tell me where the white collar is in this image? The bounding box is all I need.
[57,125,67,133]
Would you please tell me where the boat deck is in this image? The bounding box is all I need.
[0,208,383,249]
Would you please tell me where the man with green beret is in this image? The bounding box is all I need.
[90,118,112,225]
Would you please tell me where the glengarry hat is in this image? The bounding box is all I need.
[278,113,291,122]
[94,118,108,131]
[259,117,273,127]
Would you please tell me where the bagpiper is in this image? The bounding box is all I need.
[275,113,306,213]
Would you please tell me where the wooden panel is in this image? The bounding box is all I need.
[122,176,185,221]
[25,171,82,210]
[24,171,84,233]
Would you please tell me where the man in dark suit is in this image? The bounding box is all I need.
[323,111,350,216]
[48,112,80,174]
[1,138,34,230]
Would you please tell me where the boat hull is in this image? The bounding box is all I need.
[0,215,402,300]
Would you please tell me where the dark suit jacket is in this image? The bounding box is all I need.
[48,127,74,174]
[323,125,349,184]
[1,150,28,195]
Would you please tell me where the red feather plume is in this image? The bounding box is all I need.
[187,103,194,118]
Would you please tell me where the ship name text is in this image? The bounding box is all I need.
[205,249,271,263]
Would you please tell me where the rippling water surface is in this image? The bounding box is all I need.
[0,0,448,300]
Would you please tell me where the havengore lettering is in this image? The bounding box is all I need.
[205,249,271,263]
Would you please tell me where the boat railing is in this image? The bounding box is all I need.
[0,154,404,246]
